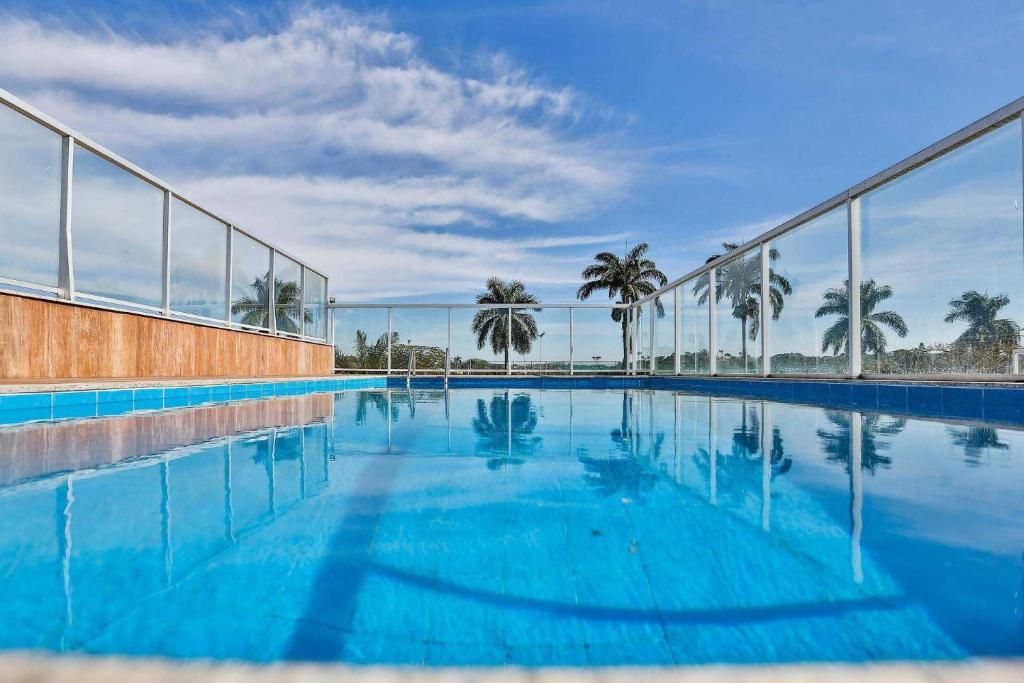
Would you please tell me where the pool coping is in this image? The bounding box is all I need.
[1,655,1022,682]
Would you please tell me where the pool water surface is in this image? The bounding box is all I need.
[0,387,1021,666]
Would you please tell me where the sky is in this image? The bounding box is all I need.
[0,0,1023,305]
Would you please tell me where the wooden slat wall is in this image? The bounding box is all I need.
[0,292,333,381]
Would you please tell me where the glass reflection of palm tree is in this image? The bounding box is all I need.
[817,411,905,474]
[232,274,312,333]
[948,426,1009,466]
[945,290,1021,372]
[472,392,541,468]
[578,392,660,501]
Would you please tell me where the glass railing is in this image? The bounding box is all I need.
[632,98,1024,380]
[0,88,328,343]
[331,304,629,374]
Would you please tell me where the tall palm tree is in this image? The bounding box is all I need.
[471,278,540,369]
[815,279,908,371]
[577,243,668,370]
[693,243,791,366]
[231,274,312,333]
[944,290,1020,367]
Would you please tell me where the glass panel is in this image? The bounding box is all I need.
[273,253,303,334]
[570,307,625,372]
[334,308,389,371]
[0,104,61,287]
[71,145,164,307]
[637,302,651,372]
[230,231,271,329]
[303,270,327,340]
[861,119,1024,375]
[681,276,710,374]
[769,206,848,374]
[450,307,505,373]
[654,291,675,374]
[169,198,227,320]
[715,249,762,375]
[390,308,448,371]
[513,308,569,374]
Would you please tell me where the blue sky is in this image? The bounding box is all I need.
[1,0,1022,303]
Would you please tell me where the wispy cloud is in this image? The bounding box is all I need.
[0,7,637,299]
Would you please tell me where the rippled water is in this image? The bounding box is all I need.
[0,387,1021,665]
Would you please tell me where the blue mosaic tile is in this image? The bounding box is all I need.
[941,386,984,420]
[52,391,97,419]
[983,387,1024,422]
[907,385,942,415]
[849,383,878,409]
[97,389,134,416]
[876,384,908,412]
[1,392,51,410]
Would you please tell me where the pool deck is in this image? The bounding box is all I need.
[2,656,1023,682]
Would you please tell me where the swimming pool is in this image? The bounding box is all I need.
[0,382,1021,666]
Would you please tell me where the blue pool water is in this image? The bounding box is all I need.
[0,384,1022,665]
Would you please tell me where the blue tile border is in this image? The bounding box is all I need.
[0,376,388,427]
[2,374,1023,428]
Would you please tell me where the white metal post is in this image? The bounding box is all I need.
[673,286,681,375]
[268,250,277,334]
[224,227,233,324]
[847,197,862,378]
[298,265,305,339]
[568,307,574,375]
[626,305,634,375]
[506,307,512,375]
[708,267,717,375]
[386,307,393,375]
[649,300,656,374]
[161,190,171,317]
[57,136,75,301]
[447,306,452,370]
[760,242,771,376]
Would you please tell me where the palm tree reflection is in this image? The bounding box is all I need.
[948,426,1009,466]
[472,392,541,468]
[817,411,905,474]
[578,392,660,501]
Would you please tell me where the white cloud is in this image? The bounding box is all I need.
[0,7,635,299]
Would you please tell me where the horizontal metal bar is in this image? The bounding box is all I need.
[329,302,628,309]
[0,277,61,295]
[635,98,1024,307]
[0,87,328,283]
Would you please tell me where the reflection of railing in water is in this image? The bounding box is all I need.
[0,393,335,488]
[7,418,334,652]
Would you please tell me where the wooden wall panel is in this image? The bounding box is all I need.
[0,292,333,381]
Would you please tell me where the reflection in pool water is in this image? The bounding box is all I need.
[0,387,1021,666]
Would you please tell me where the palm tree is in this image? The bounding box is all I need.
[693,243,791,367]
[577,243,668,370]
[944,290,1020,370]
[231,273,312,333]
[816,279,908,371]
[471,278,541,370]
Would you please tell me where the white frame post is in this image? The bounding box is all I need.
[760,242,771,377]
[57,136,75,301]
[224,227,234,324]
[708,267,718,375]
[386,307,393,375]
[506,306,512,375]
[649,299,656,375]
[297,265,306,340]
[268,250,277,334]
[673,286,681,375]
[568,307,574,375]
[447,305,452,368]
[161,190,172,317]
[847,197,862,378]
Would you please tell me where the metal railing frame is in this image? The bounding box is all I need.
[330,302,631,375]
[0,87,330,346]
[632,96,1024,382]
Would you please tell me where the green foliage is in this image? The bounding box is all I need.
[231,274,312,333]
